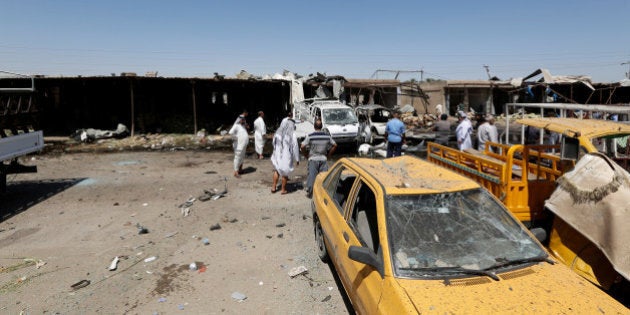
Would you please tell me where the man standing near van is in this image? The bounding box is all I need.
[301,119,337,198]
[385,110,405,157]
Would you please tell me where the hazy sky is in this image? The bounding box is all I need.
[2,0,629,82]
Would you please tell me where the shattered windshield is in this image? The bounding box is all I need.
[370,109,391,123]
[322,108,358,125]
[386,189,546,279]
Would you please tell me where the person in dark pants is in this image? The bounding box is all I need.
[301,119,337,198]
[433,113,451,146]
[385,110,406,157]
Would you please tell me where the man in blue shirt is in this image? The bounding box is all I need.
[385,110,406,157]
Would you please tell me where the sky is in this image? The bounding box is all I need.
[2,0,629,83]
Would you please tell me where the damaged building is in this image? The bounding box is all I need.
[0,73,293,136]
[3,68,630,139]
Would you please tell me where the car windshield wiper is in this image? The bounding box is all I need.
[484,255,555,272]
[399,266,499,281]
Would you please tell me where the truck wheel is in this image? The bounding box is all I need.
[314,215,329,262]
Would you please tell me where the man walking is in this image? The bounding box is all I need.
[477,114,499,151]
[384,110,405,157]
[301,119,337,198]
[228,115,249,178]
[253,111,267,159]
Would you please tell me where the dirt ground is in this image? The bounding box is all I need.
[0,146,352,314]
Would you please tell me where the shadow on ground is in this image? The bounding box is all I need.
[325,260,356,314]
[1,178,85,222]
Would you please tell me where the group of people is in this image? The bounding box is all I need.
[228,110,337,197]
[229,106,498,197]
[453,111,499,151]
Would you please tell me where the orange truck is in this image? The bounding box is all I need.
[427,117,630,305]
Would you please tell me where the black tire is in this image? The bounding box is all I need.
[314,215,329,262]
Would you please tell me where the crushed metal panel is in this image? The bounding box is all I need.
[545,153,630,280]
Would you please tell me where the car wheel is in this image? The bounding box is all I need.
[314,215,329,262]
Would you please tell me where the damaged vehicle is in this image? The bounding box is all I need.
[355,104,392,144]
[311,155,626,313]
[294,100,360,148]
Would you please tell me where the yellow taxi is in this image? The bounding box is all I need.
[311,155,628,314]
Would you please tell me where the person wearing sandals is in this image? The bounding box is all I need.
[271,112,299,194]
[229,115,249,178]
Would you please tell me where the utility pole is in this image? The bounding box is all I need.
[622,61,630,79]
[420,68,424,82]
[483,64,491,79]
[483,65,494,115]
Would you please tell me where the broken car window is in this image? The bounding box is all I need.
[386,188,546,279]
[322,108,358,125]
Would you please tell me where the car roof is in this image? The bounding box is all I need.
[516,117,630,139]
[356,104,389,110]
[343,155,480,195]
[314,104,353,109]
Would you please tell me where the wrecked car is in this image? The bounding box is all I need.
[294,100,359,147]
[311,155,626,313]
[355,104,392,144]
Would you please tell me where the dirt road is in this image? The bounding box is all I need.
[1,150,351,314]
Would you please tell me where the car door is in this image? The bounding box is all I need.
[319,165,359,269]
[337,178,384,314]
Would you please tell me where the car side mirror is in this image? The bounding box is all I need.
[560,137,579,161]
[348,245,384,278]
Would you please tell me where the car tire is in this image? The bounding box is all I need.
[314,215,329,262]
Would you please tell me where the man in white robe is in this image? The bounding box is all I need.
[229,116,249,178]
[455,110,473,151]
[253,111,267,159]
[271,112,300,194]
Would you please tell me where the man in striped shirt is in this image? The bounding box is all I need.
[301,119,337,198]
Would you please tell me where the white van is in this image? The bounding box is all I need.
[294,100,360,146]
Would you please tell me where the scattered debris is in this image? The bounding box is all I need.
[144,256,157,263]
[164,231,178,238]
[35,260,46,269]
[261,216,271,220]
[158,297,167,303]
[70,279,90,290]
[209,224,222,231]
[181,207,190,217]
[288,265,308,278]
[198,177,228,201]
[202,238,210,245]
[189,262,197,271]
[136,223,149,234]
[275,223,286,228]
[321,295,331,302]
[109,256,120,271]
[231,291,247,302]
[71,123,129,143]
[277,233,284,238]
